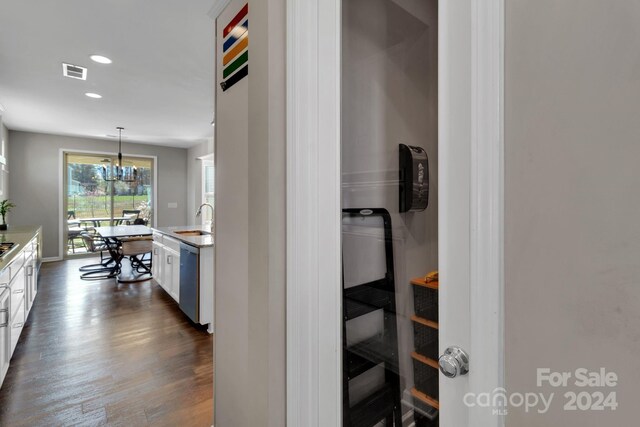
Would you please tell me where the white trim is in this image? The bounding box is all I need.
[42,256,63,263]
[468,1,505,426]
[59,149,64,259]
[58,148,158,259]
[286,0,341,425]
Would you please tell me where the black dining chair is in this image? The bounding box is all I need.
[120,209,141,225]
[67,211,86,253]
[79,232,119,280]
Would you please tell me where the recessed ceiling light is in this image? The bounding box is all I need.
[85,92,102,99]
[90,55,112,64]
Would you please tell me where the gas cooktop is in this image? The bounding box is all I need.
[0,243,17,258]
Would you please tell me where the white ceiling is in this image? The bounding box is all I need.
[0,0,216,148]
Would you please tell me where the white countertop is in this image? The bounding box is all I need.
[151,225,214,248]
[0,225,41,272]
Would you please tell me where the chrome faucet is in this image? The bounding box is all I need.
[196,203,214,221]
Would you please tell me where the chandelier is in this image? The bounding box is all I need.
[101,127,138,182]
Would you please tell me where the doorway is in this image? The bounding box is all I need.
[340,1,439,424]
[63,152,155,257]
[286,0,504,425]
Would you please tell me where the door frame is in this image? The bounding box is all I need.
[58,149,158,261]
[286,0,504,425]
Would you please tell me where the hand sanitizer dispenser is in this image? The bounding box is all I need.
[399,144,429,212]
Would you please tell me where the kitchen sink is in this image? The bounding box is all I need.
[173,230,211,236]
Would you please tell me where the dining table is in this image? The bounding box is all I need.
[94,225,153,283]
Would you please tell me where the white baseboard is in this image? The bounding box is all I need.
[42,256,63,263]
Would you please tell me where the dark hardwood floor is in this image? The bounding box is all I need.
[0,258,214,426]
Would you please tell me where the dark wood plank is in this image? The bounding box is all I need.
[0,257,213,426]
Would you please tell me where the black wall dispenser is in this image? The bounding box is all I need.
[399,144,429,212]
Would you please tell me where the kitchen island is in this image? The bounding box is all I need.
[151,225,214,333]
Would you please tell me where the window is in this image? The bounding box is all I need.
[202,159,214,226]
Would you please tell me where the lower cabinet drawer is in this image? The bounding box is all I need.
[10,297,25,356]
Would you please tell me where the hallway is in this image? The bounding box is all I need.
[0,258,213,426]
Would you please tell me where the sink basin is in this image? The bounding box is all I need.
[173,230,211,237]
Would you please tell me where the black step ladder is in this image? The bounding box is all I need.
[342,208,402,427]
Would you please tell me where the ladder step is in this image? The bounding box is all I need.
[345,351,378,380]
[346,336,399,378]
[349,384,395,427]
[344,278,393,320]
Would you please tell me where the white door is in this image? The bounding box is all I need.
[24,254,33,312]
[286,0,504,426]
[30,255,38,304]
[152,241,163,286]
[163,249,174,296]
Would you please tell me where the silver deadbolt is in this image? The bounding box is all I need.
[438,346,469,378]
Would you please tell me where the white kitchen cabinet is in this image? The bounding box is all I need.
[151,238,180,304]
[0,227,41,390]
[28,237,38,311]
[152,241,164,286]
[8,262,25,357]
[24,253,36,313]
[170,248,180,303]
[9,295,24,357]
[29,254,37,309]
[151,227,213,333]
[163,247,180,303]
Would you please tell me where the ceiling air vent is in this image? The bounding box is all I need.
[62,63,87,80]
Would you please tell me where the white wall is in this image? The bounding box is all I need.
[214,0,286,425]
[8,130,188,258]
[341,0,438,407]
[506,1,640,425]
[214,2,249,424]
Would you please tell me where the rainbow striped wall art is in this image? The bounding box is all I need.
[220,4,248,91]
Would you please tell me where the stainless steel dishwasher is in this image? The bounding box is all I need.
[179,242,199,322]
